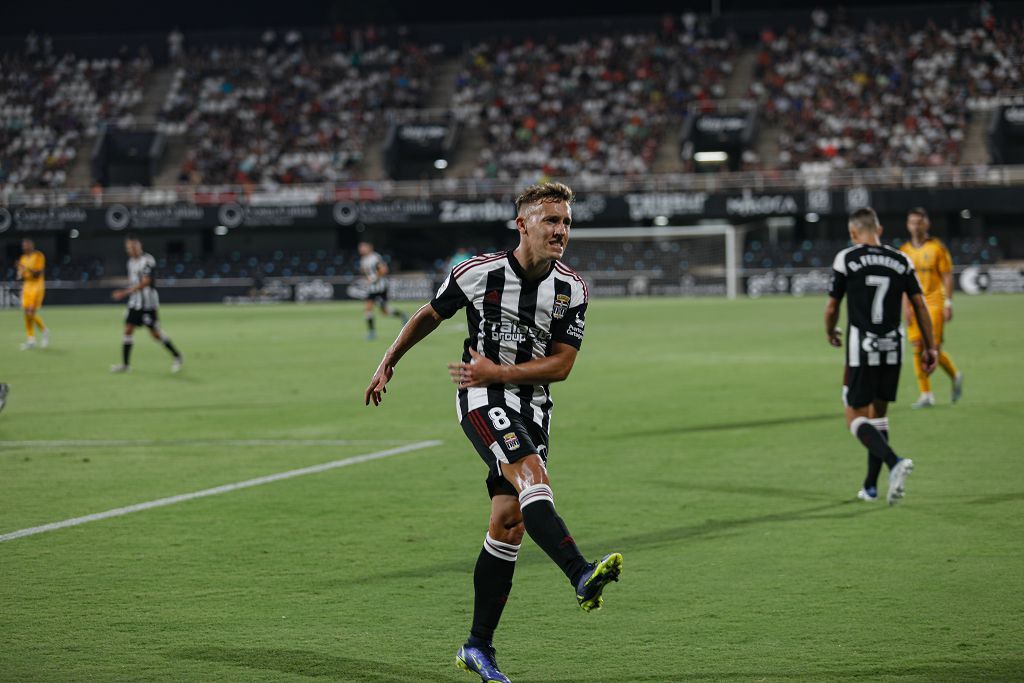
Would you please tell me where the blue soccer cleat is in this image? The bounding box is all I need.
[857,486,878,501]
[576,552,623,612]
[456,644,512,683]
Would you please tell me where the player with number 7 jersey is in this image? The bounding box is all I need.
[365,182,622,683]
[825,207,937,507]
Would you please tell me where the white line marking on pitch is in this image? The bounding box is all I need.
[0,438,413,449]
[0,440,442,543]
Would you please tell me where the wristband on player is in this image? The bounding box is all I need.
[944,299,953,309]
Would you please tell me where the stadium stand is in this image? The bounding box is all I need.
[0,51,151,191]
[749,17,1024,170]
[452,28,736,182]
[157,38,442,185]
[3,13,1023,190]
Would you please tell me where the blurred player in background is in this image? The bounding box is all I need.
[366,182,621,683]
[358,241,406,340]
[825,208,938,505]
[16,238,49,350]
[0,383,8,413]
[900,207,964,408]
[110,235,184,373]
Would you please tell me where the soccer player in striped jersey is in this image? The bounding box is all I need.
[825,208,938,505]
[365,182,621,683]
[358,241,406,340]
[110,235,184,373]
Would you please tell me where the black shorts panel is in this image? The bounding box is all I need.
[461,406,549,499]
[365,286,388,303]
[843,363,901,408]
[125,308,159,328]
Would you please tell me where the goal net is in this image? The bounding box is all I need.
[564,225,740,298]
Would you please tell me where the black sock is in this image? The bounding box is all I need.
[469,535,518,645]
[864,419,888,489]
[366,314,375,332]
[122,336,133,365]
[853,418,898,469]
[392,309,405,319]
[519,484,589,585]
[161,337,181,359]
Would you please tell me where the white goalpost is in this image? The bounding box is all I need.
[566,224,742,299]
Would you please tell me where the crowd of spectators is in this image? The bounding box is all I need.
[4,11,1024,192]
[0,50,151,191]
[453,22,736,183]
[750,13,1024,170]
[158,35,441,186]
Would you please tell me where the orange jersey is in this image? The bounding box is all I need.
[18,251,46,285]
[899,238,951,307]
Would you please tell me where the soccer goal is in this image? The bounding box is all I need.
[566,224,741,298]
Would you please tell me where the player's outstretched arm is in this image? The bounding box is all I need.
[823,296,843,347]
[909,293,939,373]
[450,343,578,388]
[365,303,443,406]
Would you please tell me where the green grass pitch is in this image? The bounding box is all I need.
[2,296,1022,681]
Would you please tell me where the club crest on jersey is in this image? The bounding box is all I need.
[503,432,520,450]
[552,293,570,319]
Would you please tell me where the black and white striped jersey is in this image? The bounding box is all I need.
[126,253,160,311]
[829,244,922,367]
[430,250,588,433]
[360,251,388,295]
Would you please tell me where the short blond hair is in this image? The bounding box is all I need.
[848,207,881,232]
[515,182,575,215]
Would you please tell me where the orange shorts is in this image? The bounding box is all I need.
[906,304,944,346]
[21,284,45,310]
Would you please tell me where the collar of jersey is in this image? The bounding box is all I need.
[506,250,555,284]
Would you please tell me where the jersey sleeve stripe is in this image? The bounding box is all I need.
[553,262,588,301]
[453,252,508,280]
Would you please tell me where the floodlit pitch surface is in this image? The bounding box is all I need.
[2,297,1022,681]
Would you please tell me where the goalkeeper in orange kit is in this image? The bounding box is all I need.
[900,208,963,408]
[16,239,49,350]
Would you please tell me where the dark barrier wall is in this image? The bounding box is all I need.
[384,121,459,180]
[989,106,1024,165]
[4,186,1024,237]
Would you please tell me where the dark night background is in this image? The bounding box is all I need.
[1,0,1001,36]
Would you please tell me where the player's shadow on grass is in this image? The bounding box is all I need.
[174,646,451,682]
[346,499,878,587]
[610,412,838,439]
[964,490,1024,506]
[591,498,879,551]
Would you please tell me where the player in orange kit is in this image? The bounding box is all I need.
[900,208,963,408]
[16,238,49,350]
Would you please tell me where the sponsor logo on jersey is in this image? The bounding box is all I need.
[503,432,520,450]
[566,312,585,340]
[488,320,552,343]
[862,331,900,353]
[552,293,570,319]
